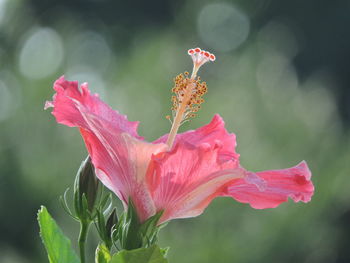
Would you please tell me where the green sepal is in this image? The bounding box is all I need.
[81,193,91,219]
[37,206,79,263]
[113,212,126,248]
[139,211,164,246]
[74,182,82,218]
[96,209,107,242]
[110,245,168,263]
[99,193,113,215]
[121,200,142,250]
[115,200,165,250]
[95,243,112,263]
[105,208,118,248]
[96,208,118,250]
[160,247,170,257]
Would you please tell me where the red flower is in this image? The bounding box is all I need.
[46,49,314,224]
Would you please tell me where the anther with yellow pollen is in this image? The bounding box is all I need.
[166,47,216,148]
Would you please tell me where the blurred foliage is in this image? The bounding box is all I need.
[0,0,350,262]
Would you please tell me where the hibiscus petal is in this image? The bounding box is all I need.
[46,76,167,221]
[46,76,142,138]
[224,161,314,209]
[147,141,243,223]
[154,114,239,164]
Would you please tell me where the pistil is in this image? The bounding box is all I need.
[166,48,215,149]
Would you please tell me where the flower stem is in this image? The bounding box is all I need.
[78,221,90,263]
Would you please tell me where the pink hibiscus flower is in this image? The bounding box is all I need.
[45,48,314,224]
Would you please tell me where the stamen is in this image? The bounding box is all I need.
[166,47,215,148]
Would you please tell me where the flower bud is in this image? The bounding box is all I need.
[74,156,99,220]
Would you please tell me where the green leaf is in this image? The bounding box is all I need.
[110,245,168,263]
[95,243,111,263]
[37,206,80,263]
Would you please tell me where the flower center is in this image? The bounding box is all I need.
[165,48,216,148]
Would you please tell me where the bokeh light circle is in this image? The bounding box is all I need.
[0,0,8,25]
[18,27,64,79]
[67,31,112,73]
[0,80,12,121]
[0,74,21,122]
[197,3,250,52]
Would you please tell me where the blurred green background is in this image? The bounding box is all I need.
[1,0,350,262]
